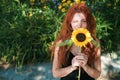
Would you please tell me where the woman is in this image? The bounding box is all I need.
[51,3,101,80]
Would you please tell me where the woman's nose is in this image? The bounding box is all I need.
[78,22,82,28]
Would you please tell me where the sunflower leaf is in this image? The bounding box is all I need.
[58,39,73,47]
[66,40,73,50]
[92,40,100,47]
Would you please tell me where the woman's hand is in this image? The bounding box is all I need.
[71,56,80,70]
[78,53,88,67]
[72,53,88,68]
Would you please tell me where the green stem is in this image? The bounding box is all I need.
[78,67,81,80]
[78,47,81,80]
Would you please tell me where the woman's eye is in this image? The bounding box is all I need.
[82,20,86,23]
[73,21,78,23]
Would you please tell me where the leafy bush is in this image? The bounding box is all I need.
[86,0,120,52]
[0,0,58,67]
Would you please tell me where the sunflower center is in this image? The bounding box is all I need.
[76,33,86,42]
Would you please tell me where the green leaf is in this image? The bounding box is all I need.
[58,39,73,50]
[66,40,73,50]
[58,39,72,46]
[92,40,100,47]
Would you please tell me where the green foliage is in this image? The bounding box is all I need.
[0,0,58,67]
[86,0,120,52]
[95,14,112,51]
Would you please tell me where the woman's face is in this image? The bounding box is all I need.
[71,13,87,30]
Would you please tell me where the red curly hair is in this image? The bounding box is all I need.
[51,3,100,67]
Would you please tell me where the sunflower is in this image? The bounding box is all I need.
[71,28,92,47]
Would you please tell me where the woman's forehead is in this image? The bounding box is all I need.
[72,13,86,19]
